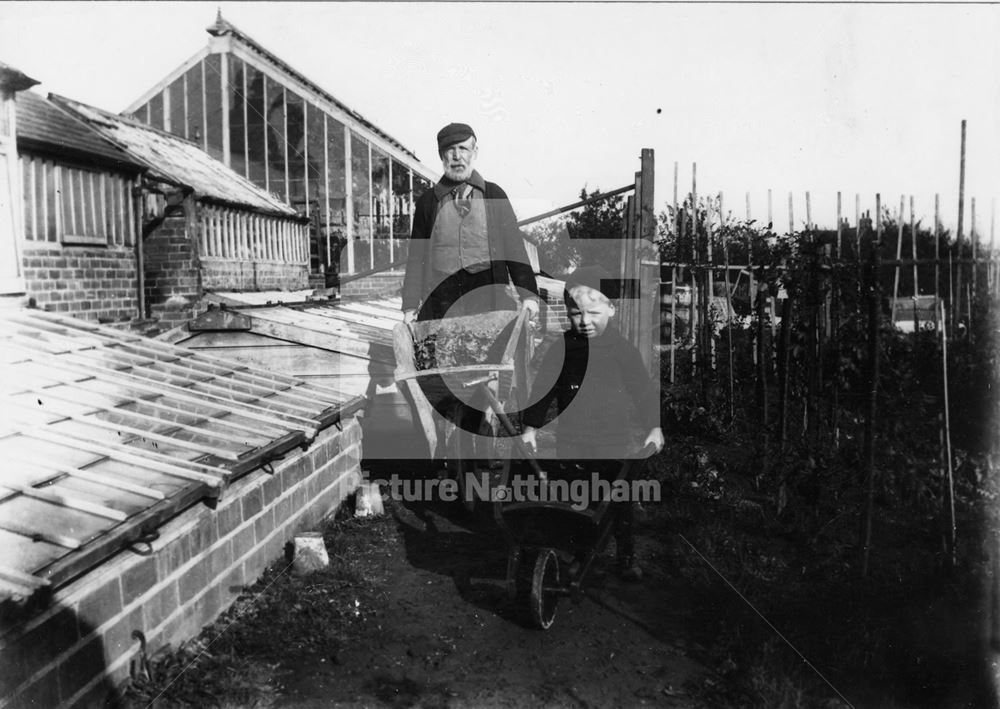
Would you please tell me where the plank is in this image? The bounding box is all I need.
[182,330,302,348]
[311,304,398,331]
[7,323,323,410]
[15,427,225,482]
[7,398,243,461]
[3,451,165,500]
[2,338,322,436]
[182,344,377,377]
[250,317,393,363]
[334,301,406,322]
[0,529,64,574]
[22,375,288,439]
[0,564,50,591]
[0,483,127,522]
[17,310,349,401]
[5,383,272,449]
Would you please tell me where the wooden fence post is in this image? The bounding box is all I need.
[777,295,793,459]
[954,119,967,328]
[637,149,656,376]
[720,192,735,423]
[832,193,843,446]
[935,194,942,329]
[861,194,882,578]
[756,278,771,481]
[940,300,957,567]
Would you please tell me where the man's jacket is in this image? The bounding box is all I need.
[401,172,538,312]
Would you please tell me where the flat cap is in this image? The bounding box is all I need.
[437,122,476,152]
[564,265,617,300]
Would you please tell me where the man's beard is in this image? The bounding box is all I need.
[444,164,471,182]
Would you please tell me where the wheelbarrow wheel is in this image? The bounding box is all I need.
[528,548,561,630]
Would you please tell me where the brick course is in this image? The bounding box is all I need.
[21,244,139,324]
[0,417,363,709]
[144,211,200,330]
[338,270,403,299]
[201,258,308,292]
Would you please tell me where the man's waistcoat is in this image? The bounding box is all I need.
[430,193,490,274]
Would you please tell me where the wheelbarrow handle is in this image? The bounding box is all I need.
[475,381,547,482]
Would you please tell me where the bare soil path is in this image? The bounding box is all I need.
[276,496,714,709]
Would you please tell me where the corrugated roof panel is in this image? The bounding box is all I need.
[15,91,141,170]
[50,94,299,218]
[0,309,364,614]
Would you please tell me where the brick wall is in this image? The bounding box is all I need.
[0,417,363,709]
[339,270,403,299]
[143,210,200,331]
[201,257,309,292]
[21,243,138,323]
[538,283,570,334]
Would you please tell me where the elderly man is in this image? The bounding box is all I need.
[402,122,539,323]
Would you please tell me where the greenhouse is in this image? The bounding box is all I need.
[123,12,437,285]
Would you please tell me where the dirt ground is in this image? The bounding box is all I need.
[275,492,715,709]
[125,440,985,709]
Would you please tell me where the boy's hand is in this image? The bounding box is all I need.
[520,297,539,323]
[643,427,665,454]
[520,426,538,454]
[403,309,417,324]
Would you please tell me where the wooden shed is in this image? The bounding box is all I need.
[51,94,314,332]
[13,89,146,324]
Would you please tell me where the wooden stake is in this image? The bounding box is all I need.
[836,192,843,258]
[670,265,677,384]
[949,250,955,333]
[777,296,793,458]
[935,194,941,326]
[721,192,735,423]
[704,193,717,377]
[673,161,679,237]
[855,194,862,259]
[768,188,773,227]
[892,195,905,315]
[861,194,882,577]
[832,192,843,445]
[991,199,996,297]
[692,163,701,380]
[756,278,770,439]
[954,119,967,327]
[671,162,678,384]
[788,192,795,236]
[910,196,918,297]
[940,299,957,566]
[972,196,978,299]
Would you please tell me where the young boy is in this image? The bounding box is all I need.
[520,266,664,581]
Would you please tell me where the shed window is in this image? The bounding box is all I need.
[61,167,105,244]
[20,161,135,246]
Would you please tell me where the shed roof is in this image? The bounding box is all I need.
[50,94,300,218]
[0,308,363,614]
[15,90,142,172]
[0,62,39,93]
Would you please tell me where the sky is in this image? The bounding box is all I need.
[2,1,998,236]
